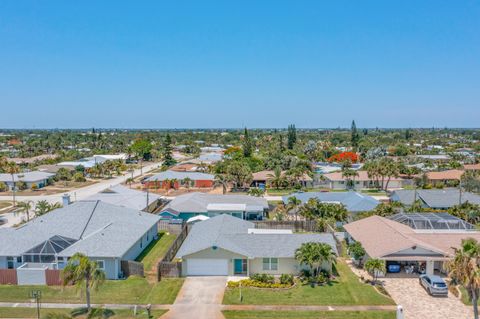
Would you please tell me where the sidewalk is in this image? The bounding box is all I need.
[0,302,170,310]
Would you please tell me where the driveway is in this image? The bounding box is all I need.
[163,276,227,319]
[383,277,472,319]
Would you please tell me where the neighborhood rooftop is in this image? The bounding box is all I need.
[86,184,162,211]
[391,188,480,208]
[283,191,379,212]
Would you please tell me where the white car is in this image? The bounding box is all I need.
[419,274,448,296]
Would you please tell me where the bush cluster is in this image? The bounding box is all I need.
[227,273,295,289]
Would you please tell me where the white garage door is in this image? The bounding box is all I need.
[186,258,228,276]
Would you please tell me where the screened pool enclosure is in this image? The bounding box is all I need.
[22,235,77,263]
[388,212,475,230]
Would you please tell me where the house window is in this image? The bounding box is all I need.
[7,257,14,269]
[16,257,22,263]
[262,258,278,271]
[96,260,105,270]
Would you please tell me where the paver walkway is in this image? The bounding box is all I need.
[162,276,227,319]
[383,277,472,319]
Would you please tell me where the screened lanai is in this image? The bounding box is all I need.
[22,235,77,263]
[388,212,475,231]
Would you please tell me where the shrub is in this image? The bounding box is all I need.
[280,274,294,285]
[31,183,38,191]
[0,182,7,192]
[227,278,292,289]
[17,181,27,190]
[250,273,275,284]
[73,172,86,182]
[316,272,329,285]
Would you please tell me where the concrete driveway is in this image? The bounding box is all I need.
[383,277,472,319]
[163,276,227,319]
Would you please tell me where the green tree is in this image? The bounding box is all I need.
[364,258,385,284]
[17,200,33,221]
[267,167,286,189]
[161,134,176,166]
[287,124,297,150]
[214,174,229,194]
[286,196,302,221]
[351,120,360,150]
[449,202,480,224]
[34,200,61,217]
[226,161,252,190]
[130,138,153,161]
[348,242,366,262]
[248,187,265,197]
[446,238,480,319]
[242,127,253,157]
[295,242,336,276]
[182,177,193,192]
[5,162,20,206]
[62,253,106,311]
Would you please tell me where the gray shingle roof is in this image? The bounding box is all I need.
[391,189,480,209]
[0,201,160,258]
[86,185,161,211]
[146,171,214,181]
[176,214,337,258]
[283,191,379,212]
[163,192,268,213]
[0,171,55,183]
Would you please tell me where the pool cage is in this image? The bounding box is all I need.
[22,235,77,263]
[388,212,475,231]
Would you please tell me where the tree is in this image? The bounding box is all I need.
[267,167,286,189]
[299,198,348,230]
[287,124,297,150]
[449,202,480,224]
[364,258,385,285]
[182,177,192,192]
[446,238,480,319]
[226,161,252,190]
[130,138,153,161]
[286,196,302,221]
[62,253,106,311]
[125,177,134,188]
[272,204,287,221]
[5,162,20,206]
[214,174,229,194]
[73,172,86,182]
[56,167,72,182]
[34,200,61,217]
[351,120,360,150]
[348,242,366,262]
[161,134,176,166]
[242,127,253,157]
[295,242,336,276]
[17,200,33,221]
[248,187,265,197]
[371,202,403,217]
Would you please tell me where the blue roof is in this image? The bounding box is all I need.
[282,191,379,212]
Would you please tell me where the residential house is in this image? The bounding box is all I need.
[344,214,480,276]
[0,200,160,283]
[283,191,379,214]
[176,214,338,276]
[144,171,215,189]
[251,170,313,188]
[0,171,55,190]
[464,163,480,171]
[158,192,268,221]
[86,185,163,212]
[391,189,480,210]
[425,169,464,185]
[322,171,404,190]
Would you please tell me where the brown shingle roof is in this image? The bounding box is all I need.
[323,170,403,182]
[426,169,464,181]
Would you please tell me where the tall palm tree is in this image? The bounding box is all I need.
[17,200,33,221]
[267,167,285,190]
[295,242,336,276]
[5,162,20,206]
[214,174,229,194]
[62,253,105,311]
[364,258,386,285]
[286,196,302,221]
[446,238,480,319]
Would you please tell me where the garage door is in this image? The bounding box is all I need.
[186,258,228,276]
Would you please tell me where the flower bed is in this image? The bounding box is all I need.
[227,279,295,289]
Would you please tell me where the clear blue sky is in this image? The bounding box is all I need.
[0,1,479,129]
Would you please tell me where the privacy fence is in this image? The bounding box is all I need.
[156,222,189,281]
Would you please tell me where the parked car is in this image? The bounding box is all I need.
[386,261,401,273]
[419,274,448,296]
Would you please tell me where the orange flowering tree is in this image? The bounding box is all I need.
[327,152,359,163]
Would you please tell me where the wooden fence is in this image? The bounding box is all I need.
[0,269,17,285]
[157,222,189,281]
[158,221,185,234]
[45,269,62,286]
[121,260,144,278]
[253,220,319,232]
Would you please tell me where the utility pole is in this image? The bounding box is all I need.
[146,188,150,210]
[30,290,41,319]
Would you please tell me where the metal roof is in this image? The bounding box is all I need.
[391,189,480,208]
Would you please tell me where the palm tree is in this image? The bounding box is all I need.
[295,242,336,276]
[5,162,20,206]
[125,177,134,188]
[286,196,302,221]
[214,174,229,194]
[62,253,106,311]
[34,200,61,217]
[17,200,33,221]
[183,177,192,192]
[272,204,287,221]
[364,258,386,285]
[446,238,480,319]
[267,167,286,190]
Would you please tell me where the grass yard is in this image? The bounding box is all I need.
[0,277,183,304]
[136,232,177,279]
[223,261,394,306]
[0,307,167,318]
[222,310,396,319]
[0,201,12,210]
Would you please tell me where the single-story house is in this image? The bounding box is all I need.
[176,214,338,276]
[0,200,160,283]
[37,164,78,174]
[86,185,163,212]
[283,191,379,213]
[425,169,464,184]
[322,171,404,190]
[144,171,215,189]
[464,164,480,171]
[0,171,55,190]
[251,170,313,188]
[390,189,480,210]
[56,154,127,169]
[344,214,480,276]
[9,154,59,165]
[159,192,269,221]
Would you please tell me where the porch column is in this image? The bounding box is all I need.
[247,259,250,277]
[426,260,434,275]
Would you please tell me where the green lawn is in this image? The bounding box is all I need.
[222,310,395,319]
[0,277,183,305]
[136,232,177,278]
[0,307,167,318]
[223,261,394,306]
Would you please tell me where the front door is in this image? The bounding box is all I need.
[234,259,247,275]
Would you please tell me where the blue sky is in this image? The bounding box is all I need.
[0,1,479,129]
